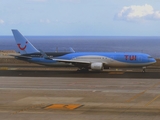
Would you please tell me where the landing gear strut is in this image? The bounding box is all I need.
[77,67,89,72]
[142,67,146,73]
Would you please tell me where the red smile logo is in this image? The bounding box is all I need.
[17,41,28,50]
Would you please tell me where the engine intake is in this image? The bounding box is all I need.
[91,62,104,71]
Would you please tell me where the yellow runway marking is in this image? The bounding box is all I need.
[145,94,160,106]
[126,82,160,103]
[45,104,82,110]
[126,90,146,103]
[0,67,8,70]
[108,72,124,74]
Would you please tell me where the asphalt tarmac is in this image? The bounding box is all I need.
[0,69,160,78]
[0,77,160,120]
[0,63,160,120]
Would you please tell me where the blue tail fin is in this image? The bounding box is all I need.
[12,29,39,54]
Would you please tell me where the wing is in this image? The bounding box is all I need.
[39,49,90,64]
[39,49,91,67]
[52,58,90,64]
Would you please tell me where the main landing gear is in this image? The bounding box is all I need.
[77,67,89,72]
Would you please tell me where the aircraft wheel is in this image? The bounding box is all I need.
[77,68,89,72]
[142,67,146,73]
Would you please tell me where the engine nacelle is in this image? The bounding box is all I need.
[90,62,104,71]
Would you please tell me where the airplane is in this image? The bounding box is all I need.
[12,29,156,72]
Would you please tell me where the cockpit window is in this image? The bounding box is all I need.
[148,56,153,58]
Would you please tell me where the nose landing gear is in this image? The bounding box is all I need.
[142,67,146,72]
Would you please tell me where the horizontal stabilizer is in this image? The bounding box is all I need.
[9,55,32,59]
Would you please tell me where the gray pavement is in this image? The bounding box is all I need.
[0,77,160,120]
[1,69,160,78]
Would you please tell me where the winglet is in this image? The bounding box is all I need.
[69,47,75,53]
[12,29,39,54]
[39,49,51,59]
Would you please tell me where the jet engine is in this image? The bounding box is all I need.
[90,62,104,71]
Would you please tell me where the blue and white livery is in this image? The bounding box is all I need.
[12,29,156,72]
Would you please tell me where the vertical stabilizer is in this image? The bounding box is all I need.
[12,29,39,54]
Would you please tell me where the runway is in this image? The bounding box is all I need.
[1,69,160,78]
[0,77,160,120]
[0,61,160,119]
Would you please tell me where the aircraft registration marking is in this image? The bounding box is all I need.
[45,104,82,110]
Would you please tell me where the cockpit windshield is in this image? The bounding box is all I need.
[148,56,153,58]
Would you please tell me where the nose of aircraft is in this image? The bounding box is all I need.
[154,58,156,63]
[150,58,156,63]
[147,55,156,64]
